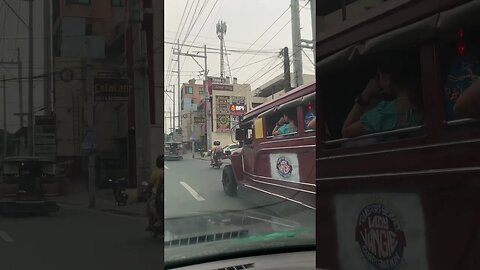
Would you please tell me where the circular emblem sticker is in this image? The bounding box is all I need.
[276,156,293,178]
[355,203,406,270]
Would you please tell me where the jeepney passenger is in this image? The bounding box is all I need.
[342,53,423,138]
[272,111,298,136]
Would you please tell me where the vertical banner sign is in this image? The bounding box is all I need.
[216,96,231,132]
[334,193,429,270]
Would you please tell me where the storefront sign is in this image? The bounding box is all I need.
[229,103,246,116]
[94,78,131,101]
[212,84,233,91]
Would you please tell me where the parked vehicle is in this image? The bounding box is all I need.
[316,1,480,269]
[222,82,316,208]
[165,142,183,161]
[108,177,128,206]
[0,156,60,214]
[223,143,240,155]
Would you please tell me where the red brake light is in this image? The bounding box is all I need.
[457,41,466,55]
[457,28,464,39]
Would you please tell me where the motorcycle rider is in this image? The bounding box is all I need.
[146,155,164,231]
[210,141,223,165]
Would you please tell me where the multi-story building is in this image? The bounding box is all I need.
[52,0,158,184]
[180,79,204,147]
[253,73,315,103]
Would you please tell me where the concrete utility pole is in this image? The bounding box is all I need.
[216,21,227,79]
[204,45,211,150]
[43,0,52,114]
[17,48,24,130]
[177,39,181,133]
[130,0,152,193]
[190,110,194,158]
[2,75,6,159]
[291,0,304,87]
[85,39,95,208]
[28,0,34,155]
[282,47,291,92]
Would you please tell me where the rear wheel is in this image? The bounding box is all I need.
[222,165,237,196]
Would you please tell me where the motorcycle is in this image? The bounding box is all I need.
[108,177,129,206]
[211,152,223,169]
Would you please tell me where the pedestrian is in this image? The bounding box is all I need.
[146,155,163,231]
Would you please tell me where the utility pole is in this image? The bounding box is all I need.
[191,111,195,158]
[85,39,95,208]
[43,0,52,114]
[291,0,304,87]
[28,0,34,155]
[311,0,316,56]
[282,47,291,92]
[130,0,151,194]
[204,45,211,150]
[177,39,181,133]
[17,48,24,130]
[2,75,6,159]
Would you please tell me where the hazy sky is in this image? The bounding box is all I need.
[0,0,46,133]
[164,0,315,131]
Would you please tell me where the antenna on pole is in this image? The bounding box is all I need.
[216,21,227,80]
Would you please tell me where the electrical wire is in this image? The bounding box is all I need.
[229,5,291,70]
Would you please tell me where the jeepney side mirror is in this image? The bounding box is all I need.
[235,128,244,142]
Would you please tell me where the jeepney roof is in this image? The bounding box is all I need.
[3,156,55,163]
[243,82,315,122]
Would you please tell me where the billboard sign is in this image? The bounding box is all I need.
[94,78,131,101]
[229,104,246,116]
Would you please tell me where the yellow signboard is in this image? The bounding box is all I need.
[254,118,264,139]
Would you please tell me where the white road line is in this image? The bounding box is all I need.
[165,165,169,170]
[180,182,205,201]
[0,231,14,242]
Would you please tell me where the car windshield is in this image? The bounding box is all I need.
[164,0,316,267]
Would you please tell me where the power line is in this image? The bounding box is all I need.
[230,5,291,70]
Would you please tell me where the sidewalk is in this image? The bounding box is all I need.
[58,181,147,217]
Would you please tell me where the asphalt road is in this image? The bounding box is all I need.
[0,204,162,270]
[165,155,315,227]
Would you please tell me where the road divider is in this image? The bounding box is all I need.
[180,182,205,201]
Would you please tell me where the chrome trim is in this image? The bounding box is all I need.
[244,184,316,210]
[444,118,480,127]
[324,125,424,145]
[260,145,316,152]
[245,171,316,187]
[261,135,316,145]
[318,138,480,161]
[316,166,480,181]
[249,177,316,194]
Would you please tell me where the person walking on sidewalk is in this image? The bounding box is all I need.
[146,155,164,231]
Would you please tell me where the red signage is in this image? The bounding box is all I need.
[229,103,246,116]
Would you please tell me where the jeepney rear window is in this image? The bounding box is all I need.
[440,27,480,121]
[320,50,424,145]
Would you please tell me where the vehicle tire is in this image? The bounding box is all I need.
[222,165,237,196]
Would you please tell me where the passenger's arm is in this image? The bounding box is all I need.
[342,78,380,137]
[454,80,480,118]
[307,117,316,130]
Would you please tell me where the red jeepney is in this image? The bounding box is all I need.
[316,0,480,269]
[222,82,316,209]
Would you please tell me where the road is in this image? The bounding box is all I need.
[0,204,162,270]
[165,155,315,227]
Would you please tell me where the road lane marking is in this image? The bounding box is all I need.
[165,165,169,170]
[0,231,14,242]
[180,182,205,201]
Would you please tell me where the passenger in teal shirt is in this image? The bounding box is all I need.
[343,52,423,138]
[273,111,298,136]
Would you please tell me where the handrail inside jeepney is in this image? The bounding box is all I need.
[323,125,424,146]
[444,118,480,127]
[266,131,299,140]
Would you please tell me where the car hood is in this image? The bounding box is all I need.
[164,209,315,267]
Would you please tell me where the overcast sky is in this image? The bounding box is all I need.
[164,0,315,132]
[0,0,46,133]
